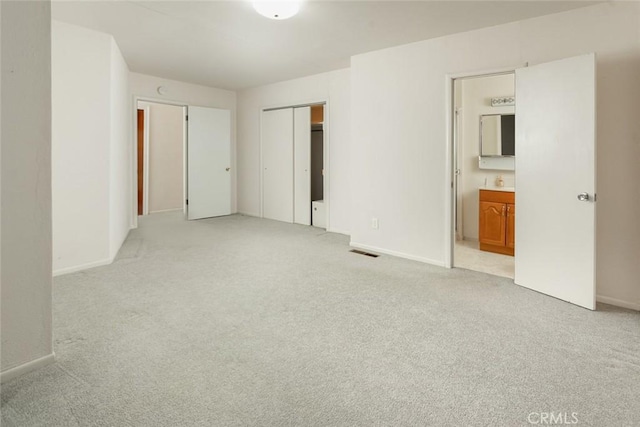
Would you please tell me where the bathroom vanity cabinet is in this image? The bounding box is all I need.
[479,189,515,256]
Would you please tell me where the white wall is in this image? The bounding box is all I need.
[1,0,54,379]
[109,38,132,260]
[458,74,515,240]
[52,21,131,275]
[350,2,640,309]
[129,72,237,220]
[237,68,351,235]
[139,102,185,213]
[52,21,110,273]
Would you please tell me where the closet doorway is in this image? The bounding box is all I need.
[310,106,325,228]
[261,103,327,229]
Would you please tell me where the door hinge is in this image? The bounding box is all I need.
[185,115,188,121]
[186,199,189,205]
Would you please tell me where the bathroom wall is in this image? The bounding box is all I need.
[52,20,131,275]
[458,74,515,241]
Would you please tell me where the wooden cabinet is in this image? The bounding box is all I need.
[479,201,506,246]
[506,203,515,250]
[479,189,515,256]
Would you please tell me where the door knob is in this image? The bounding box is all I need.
[577,192,590,201]
[226,167,230,172]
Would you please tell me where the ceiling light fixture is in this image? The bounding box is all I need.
[253,0,302,20]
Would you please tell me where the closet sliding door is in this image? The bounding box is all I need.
[262,108,294,223]
[294,107,311,225]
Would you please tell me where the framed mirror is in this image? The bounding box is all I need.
[480,114,515,157]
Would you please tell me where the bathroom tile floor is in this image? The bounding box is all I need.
[454,239,515,279]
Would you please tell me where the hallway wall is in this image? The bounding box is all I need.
[1,0,54,380]
[52,20,131,275]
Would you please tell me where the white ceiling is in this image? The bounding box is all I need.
[52,1,597,90]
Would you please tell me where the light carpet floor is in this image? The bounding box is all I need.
[2,213,639,426]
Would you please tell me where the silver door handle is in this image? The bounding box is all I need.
[577,192,590,201]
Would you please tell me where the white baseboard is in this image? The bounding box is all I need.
[596,295,640,311]
[350,241,446,267]
[1,353,56,384]
[327,227,350,237]
[238,212,349,236]
[54,226,134,277]
[53,256,114,277]
[237,211,260,218]
[148,208,183,214]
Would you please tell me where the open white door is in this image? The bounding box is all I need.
[294,107,311,225]
[262,109,294,223]
[187,106,231,220]
[515,54,596,310]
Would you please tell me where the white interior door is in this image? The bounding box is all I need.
[294,107,311,225]
[515,53,596,310]
[262,108,294,223]
[187,106,231,220]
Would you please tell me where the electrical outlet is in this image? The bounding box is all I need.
[371,218,379,229]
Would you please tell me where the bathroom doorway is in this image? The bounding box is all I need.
[136,100,186,217]
[448,55,597,310]
[452,72,516,279]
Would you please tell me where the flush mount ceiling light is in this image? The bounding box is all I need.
[253,0,302,20]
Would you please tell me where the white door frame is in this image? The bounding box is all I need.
[259,99,331,230]
[131,96,188,229]
[293,106,312,225]
[444,65,521,269]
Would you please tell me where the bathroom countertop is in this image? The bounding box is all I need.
[480,186,515,193]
